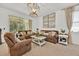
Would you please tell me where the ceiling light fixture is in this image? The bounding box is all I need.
[27,3,40,17]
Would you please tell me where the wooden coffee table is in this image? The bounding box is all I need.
[31,35,46,46]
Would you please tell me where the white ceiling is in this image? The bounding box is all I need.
[0,3,77,17]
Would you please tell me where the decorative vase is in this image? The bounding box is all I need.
[61,29,65,34]
[36,28,39,37]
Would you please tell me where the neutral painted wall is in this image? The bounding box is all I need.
[32,16,43,32]
[0,7,33,42]
[56,10,68,33]
[32,10,68,33]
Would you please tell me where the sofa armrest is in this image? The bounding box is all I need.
[12,39,32,50]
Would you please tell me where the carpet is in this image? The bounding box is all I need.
[0,42,79,56]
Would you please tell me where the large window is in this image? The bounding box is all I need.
[71,11,79,32]
[9,15,32,32]
[43,13,55,28]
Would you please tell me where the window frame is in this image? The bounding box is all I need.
[71,11,79,32]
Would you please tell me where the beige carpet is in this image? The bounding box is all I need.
[0,42,79,56]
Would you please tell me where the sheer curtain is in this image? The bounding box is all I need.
[65,7,74,44]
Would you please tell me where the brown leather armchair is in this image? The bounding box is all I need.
[46,32,58,44]
[4,32,32,56]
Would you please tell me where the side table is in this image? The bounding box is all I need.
[58,34,68,45]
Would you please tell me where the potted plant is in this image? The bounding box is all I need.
[61,29,65,34]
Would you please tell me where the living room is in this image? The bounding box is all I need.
[0,3,79,56]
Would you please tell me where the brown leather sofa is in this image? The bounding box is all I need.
[4,32,32,56]
[16,30,33,40]
[41,30,59,44]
